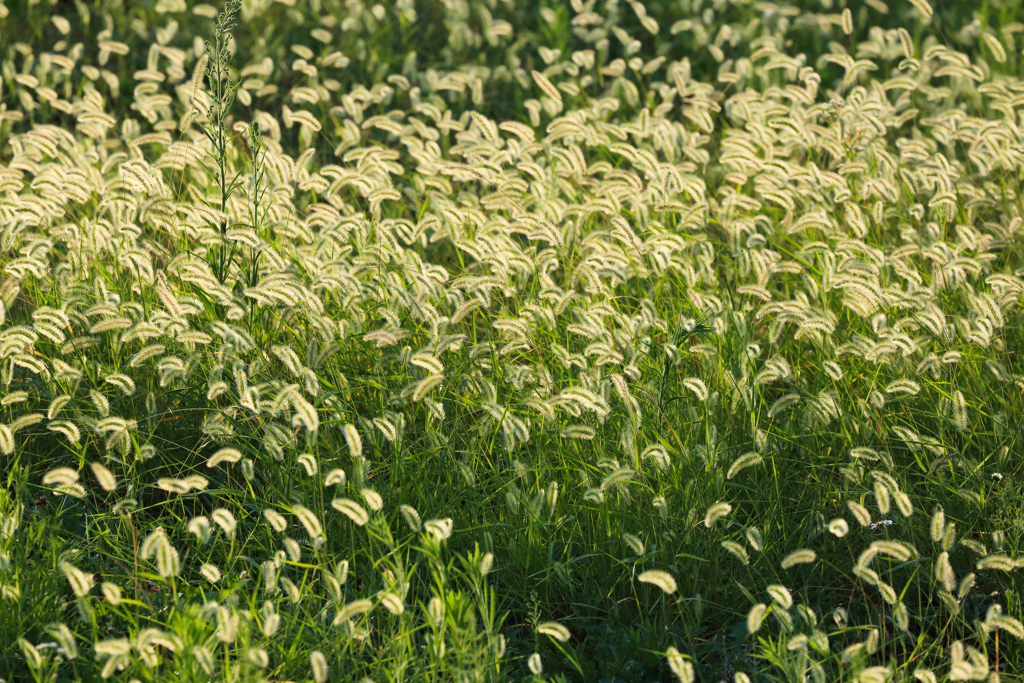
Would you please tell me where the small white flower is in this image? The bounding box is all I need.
[992,473,1004,480]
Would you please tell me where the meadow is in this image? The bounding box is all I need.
[1,0,1024,680]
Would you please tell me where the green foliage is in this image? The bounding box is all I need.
[0,0,1024,681]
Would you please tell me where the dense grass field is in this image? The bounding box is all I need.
[2,0,1024,680]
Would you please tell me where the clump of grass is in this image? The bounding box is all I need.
[1,0,1024,681]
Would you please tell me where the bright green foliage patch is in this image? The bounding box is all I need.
[1,0,1024,681]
